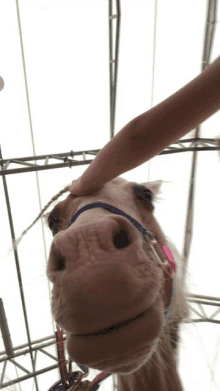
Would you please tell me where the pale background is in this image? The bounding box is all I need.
[0,0,220,390]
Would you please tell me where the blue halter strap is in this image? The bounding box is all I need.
[68,202,154,240]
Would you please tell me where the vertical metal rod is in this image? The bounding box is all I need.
[181,0,218,286]
[0,298,14,357]
[108,0,113,139]
[109,0,121,139]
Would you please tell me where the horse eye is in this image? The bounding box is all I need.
[48,209,60,234]
[133,185,153,207]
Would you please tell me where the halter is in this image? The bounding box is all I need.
[49,202,176,391]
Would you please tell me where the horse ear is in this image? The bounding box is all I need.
[139,180,164,197]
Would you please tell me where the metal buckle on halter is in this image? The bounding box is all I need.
[67,371,112,391]
[143,235,169,268]
[143,234,176,319]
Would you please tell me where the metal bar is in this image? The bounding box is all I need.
[0,299,14,358]
[187,299,220,307]
[198,303,207,319]
[38,348,58,361]
[0,159,93,175]
[187,293,220,301]
[8,358,31,375]
[0,364,60,389]
[10,159,37,167]
[112,0,121,138]
[0,143,219,176]
[210,307,220,320]
[0,338,62,363]
[109,0,113,139]
[188,305,206,319]
[0,361,7,386]
[109,0,121,139]
[186,319,220,324]
[0,149,99,164]
[0,333,60,357]
[181,0,218,286]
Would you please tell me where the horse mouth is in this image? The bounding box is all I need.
[75,311,146,337]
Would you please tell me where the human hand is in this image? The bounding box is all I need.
[64,177,82,196]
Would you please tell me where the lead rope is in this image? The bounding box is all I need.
[47,324,112,391]
[48,234,176,391]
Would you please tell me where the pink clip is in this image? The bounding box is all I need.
[159,244,176,278]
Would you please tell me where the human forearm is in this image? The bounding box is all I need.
[132,55,220,159]
[75,56,220,195]
[77,120,141,193]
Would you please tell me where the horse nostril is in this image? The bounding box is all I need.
[53,244,66,271]
[113,229,130,249]
[57,256,66,271]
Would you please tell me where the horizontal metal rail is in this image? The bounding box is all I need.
[1,139,219,176]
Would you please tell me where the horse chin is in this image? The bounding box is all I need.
[65,295,164,373]
[87,341,159,374]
